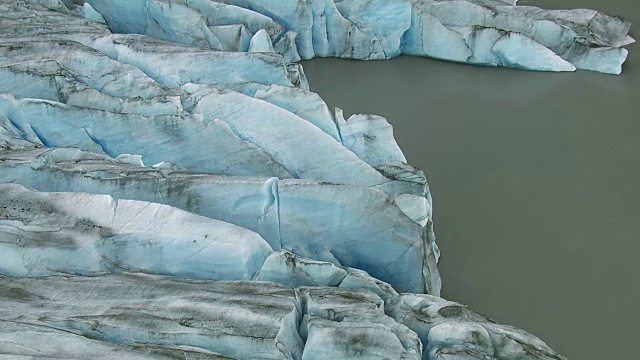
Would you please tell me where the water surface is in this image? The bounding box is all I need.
[302,2,639,358]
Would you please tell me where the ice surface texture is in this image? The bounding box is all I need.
[85,0,632,74]
[0,273,568,360]
[0,0,588,358]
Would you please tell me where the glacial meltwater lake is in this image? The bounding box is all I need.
[302,2,639,358]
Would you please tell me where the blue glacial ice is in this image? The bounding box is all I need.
[0,183,272,280]
[85,0,632,73]
[79,2,106,23]
[0,146,437,293]
[0,0,610,358]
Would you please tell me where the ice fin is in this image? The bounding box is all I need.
[248,29,276,53]
[82,3,106,23]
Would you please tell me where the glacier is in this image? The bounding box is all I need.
[0,0,625,358]
[82,0,633,74]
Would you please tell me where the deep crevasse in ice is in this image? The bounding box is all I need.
[0,0,614,358]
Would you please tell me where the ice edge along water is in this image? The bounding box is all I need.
[0,0,624,358]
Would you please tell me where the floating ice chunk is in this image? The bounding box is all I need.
[0,184,272,280]
[255,249,347,287]
[249,28,276,52]
[0,274,304,359]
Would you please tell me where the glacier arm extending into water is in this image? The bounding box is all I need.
[85,0,632,74]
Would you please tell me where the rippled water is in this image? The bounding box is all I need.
[302,2,639,358]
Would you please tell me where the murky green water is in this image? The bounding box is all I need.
[302,2,639,358]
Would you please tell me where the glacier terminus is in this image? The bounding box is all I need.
[0,0,631,359]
